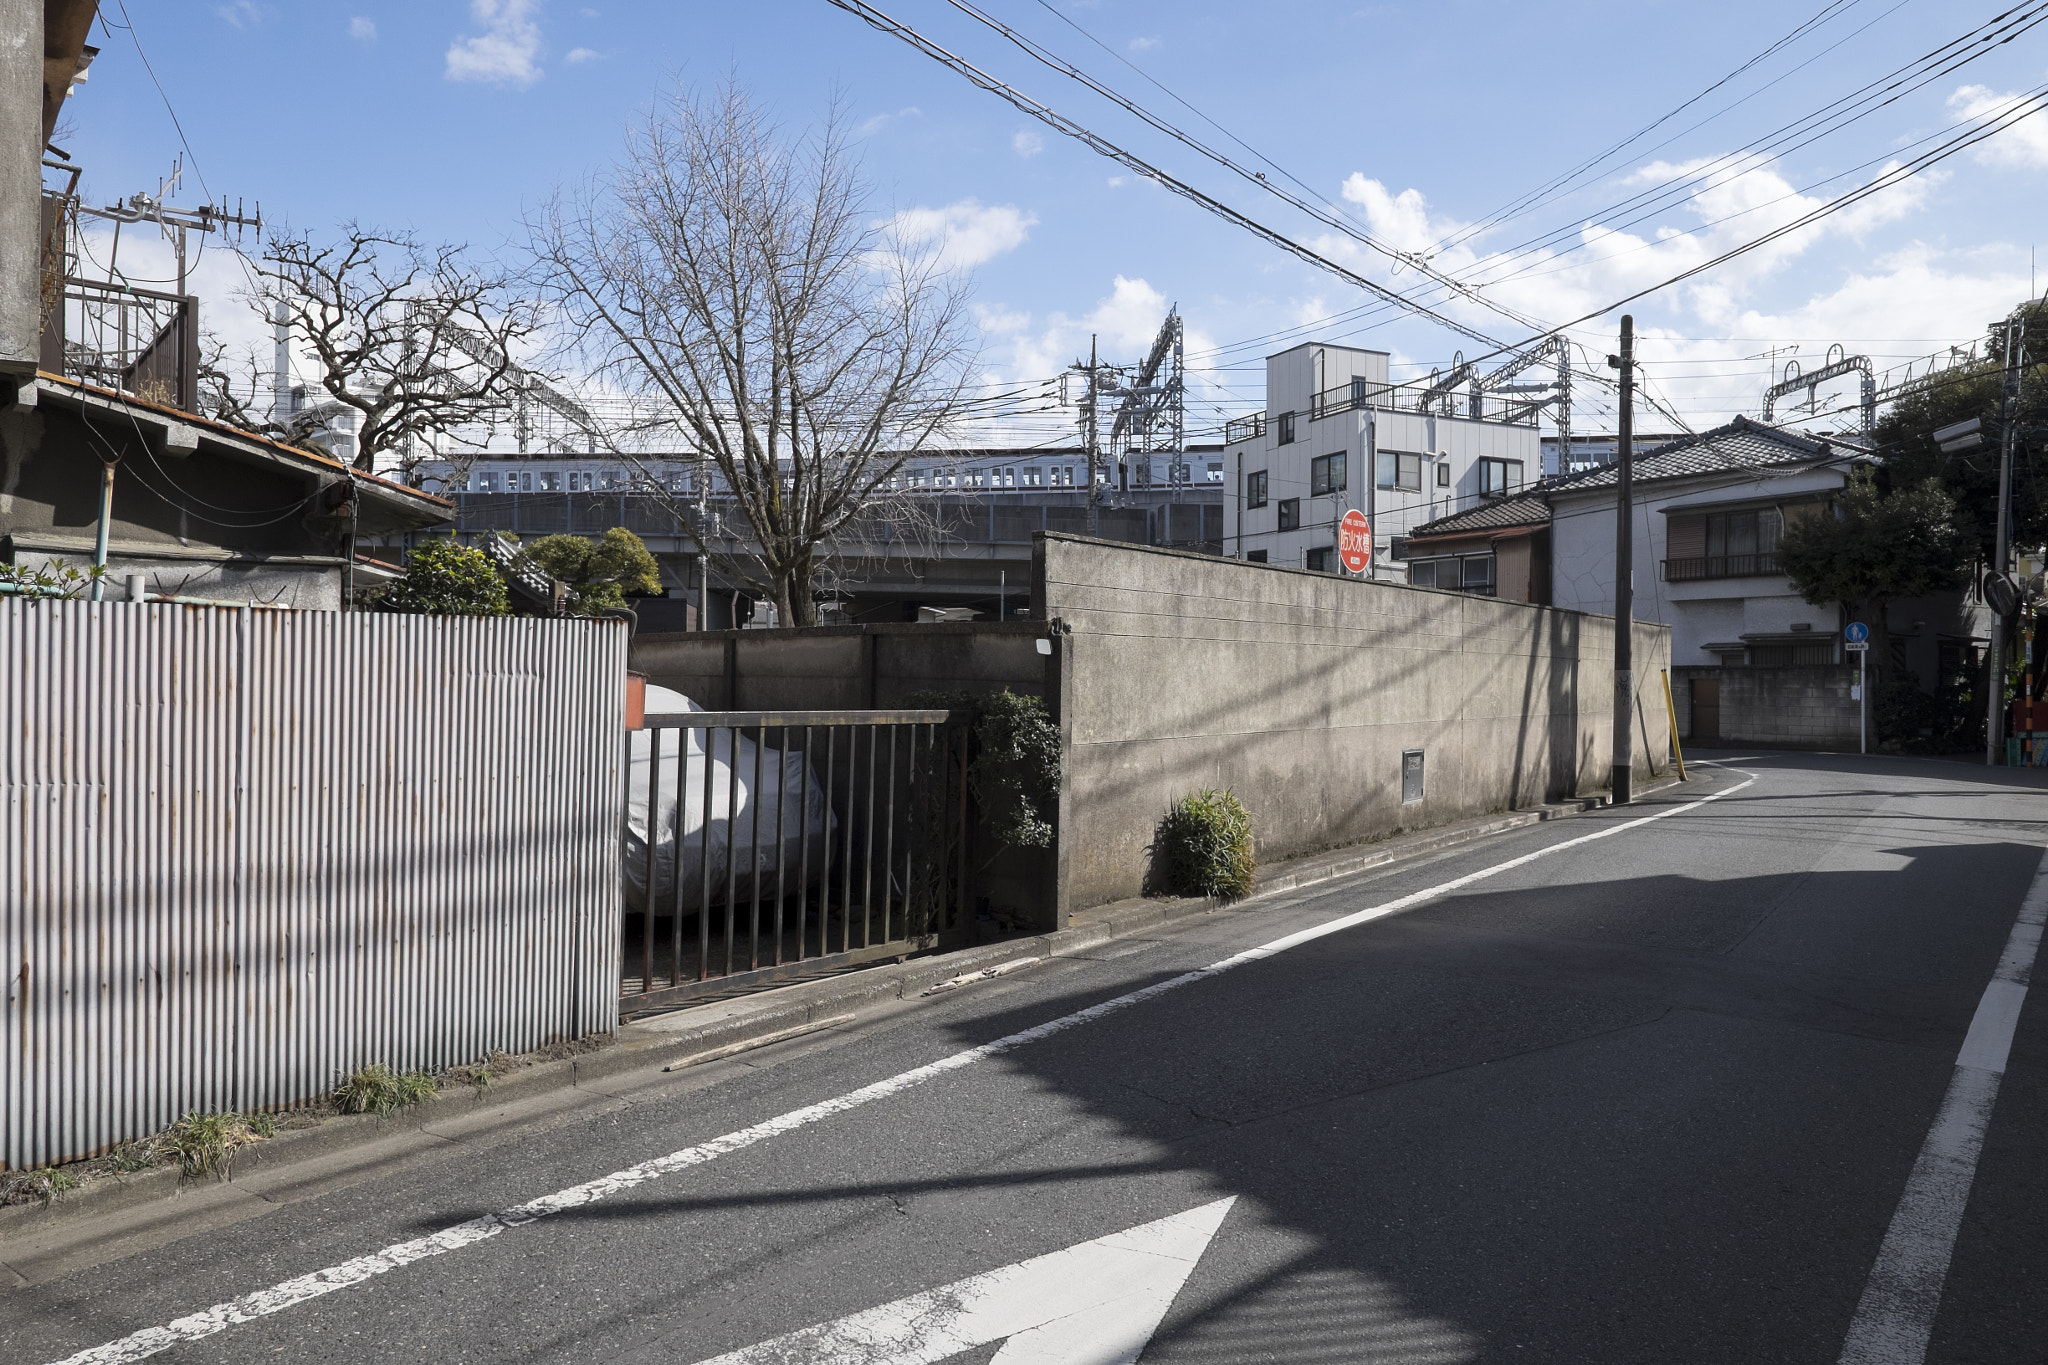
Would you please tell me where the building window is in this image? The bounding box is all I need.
[1377,451,1423,492]
[1408,556,1495,593]
[1664,508,1785,580]
[1277,498,1301,531]
[1479,458,1523,497]
[1310,452,1347,496]
[1306,546,1334,572]
[1246,470,1269,508]
[1436,461,1450,487]
[1246,549,1268,563]
[1277,411,1296,445]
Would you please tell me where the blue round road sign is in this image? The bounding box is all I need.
[1845,622,1870,643]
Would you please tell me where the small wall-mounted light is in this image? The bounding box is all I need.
[1035,638,1053,656]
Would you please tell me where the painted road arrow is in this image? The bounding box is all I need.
[689,1196,1236,1365]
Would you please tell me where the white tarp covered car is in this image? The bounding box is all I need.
[623,686,833,913]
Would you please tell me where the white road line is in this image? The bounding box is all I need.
[48,771,1754,1365]
[1838,847,2048,1365]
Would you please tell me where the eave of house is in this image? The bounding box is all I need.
[29,374,453,534]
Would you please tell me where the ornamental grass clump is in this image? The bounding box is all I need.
[160,1110,271,1180]
[1155,789,1255,901]
[333,1063,440,1116]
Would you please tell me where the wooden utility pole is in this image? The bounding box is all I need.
[1986,309,2024,764]
[1608,316,1636,804]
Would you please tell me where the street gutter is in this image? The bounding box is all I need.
[0,777,1682,1256]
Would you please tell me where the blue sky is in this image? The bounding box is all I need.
[62,1,2048,445]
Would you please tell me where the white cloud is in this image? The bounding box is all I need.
[1128,36,1160,51]
[215,1,265,26]
[446,0,543,88]
[565,46,599,64]
[1948,84,2048,169]
[1314,148,2013,430]
[857,106,922,136]
[1106,175,1126,189]
[349,16,377,40]
[1013,129,1044,158]
[888,199,1037,272]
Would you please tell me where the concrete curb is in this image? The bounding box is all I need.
[0,774,1688,1240]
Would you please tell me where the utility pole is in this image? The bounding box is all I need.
[1986,307,2025,764]
[1608,316,1636,805]
[1085,333,1101,536]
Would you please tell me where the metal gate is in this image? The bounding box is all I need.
[621,709,969,1011]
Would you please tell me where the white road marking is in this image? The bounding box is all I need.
[47,772,1753,1365]
[687,1197,1236,1364]
[1838,847,2048,1365]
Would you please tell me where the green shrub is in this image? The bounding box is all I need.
[903,689,1061,852]
[333,1063,440,1115]
[372,541,509,617]
[518,528,661,614]
[1155,789,1255,900]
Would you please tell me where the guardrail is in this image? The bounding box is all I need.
[621,709,970,1011]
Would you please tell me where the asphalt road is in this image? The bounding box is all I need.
[7,752,2046,1365]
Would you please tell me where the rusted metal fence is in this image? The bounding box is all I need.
[1,601,626,1170]
[620,709,969,1010]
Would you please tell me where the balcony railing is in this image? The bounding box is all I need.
[41,277,199,413]
[1224,412,1265,445]
[1309,376,1395,419]
[1663,553,1781,582]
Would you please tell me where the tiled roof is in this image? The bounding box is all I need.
[1407,491,1551,539]
[1546,415,1869,497]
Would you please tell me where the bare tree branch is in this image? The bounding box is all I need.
[242,224,541,482]
[525,81,976,626]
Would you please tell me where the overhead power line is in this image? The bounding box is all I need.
[935,0,1550,336]
[821,0,1513,349]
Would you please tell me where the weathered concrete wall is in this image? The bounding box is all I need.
[629,621,1050,710]
[1038,535,1671,914]
[1,0,43,376]
[1674,664,1859,750]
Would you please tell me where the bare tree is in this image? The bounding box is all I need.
[527,82,975,627]
[245,225,540,481]
[196,333,278,436]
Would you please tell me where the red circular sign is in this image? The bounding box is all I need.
[1338,509,1372,573]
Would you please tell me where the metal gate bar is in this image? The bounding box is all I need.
[622,709,963,1012]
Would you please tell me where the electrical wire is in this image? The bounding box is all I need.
[1430,0,1893,257]
[937,0,1549,336]
[822,0,1514,349]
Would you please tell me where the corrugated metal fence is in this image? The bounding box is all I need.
[1,601,626,1170]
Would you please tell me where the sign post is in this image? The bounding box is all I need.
[1846,623,1870,753]
[1338,509,1373,575]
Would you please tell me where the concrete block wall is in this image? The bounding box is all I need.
[629,621,1050,710]
[1036,534,1671,914]
[1674,664,1859,750]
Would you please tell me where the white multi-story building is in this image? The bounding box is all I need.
[1222,343,1543,576]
